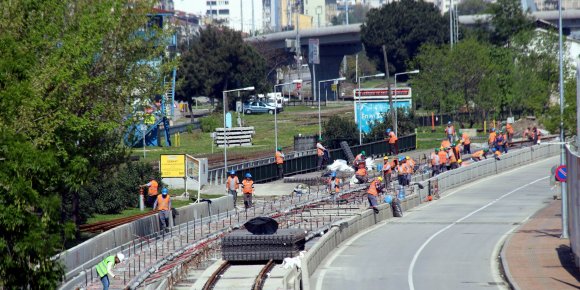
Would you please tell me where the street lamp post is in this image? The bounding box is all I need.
[557,0,569,239]
[274,80,302,151]
[356,73,385,145]
[318,77,346,137]
[222,86,255,180]
[394,70,420,136]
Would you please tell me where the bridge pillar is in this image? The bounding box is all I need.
[307,43,362,101]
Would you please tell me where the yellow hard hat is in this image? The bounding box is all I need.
[405,156,410,160]
[458,159,462,163]
[377,177,383,182]
[383,156,389,160]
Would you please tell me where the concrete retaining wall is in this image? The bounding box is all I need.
[267,144,560,290]
[58,196,233,289]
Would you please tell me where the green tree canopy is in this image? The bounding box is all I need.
[176,26,268,107]
[0,0,171,287]
[488,0,534,46]
[361,0,449,73]
[331,4,369,25]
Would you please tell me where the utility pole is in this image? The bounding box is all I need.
[346,0,349,25]
[558,0,569,239]
[449,0,454,48]
[252,0,255,35]
[240,0,244,33]
[383,45,396,135]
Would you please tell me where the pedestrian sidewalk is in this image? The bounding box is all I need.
[501,200,580,290]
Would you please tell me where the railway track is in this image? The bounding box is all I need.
[201,259,276,290]
[79,211,157,233]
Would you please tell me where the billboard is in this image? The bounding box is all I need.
[354,88,412,133]
[355,100,412,133]
[160,154,186,178]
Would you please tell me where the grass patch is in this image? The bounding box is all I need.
[132,104,353,162]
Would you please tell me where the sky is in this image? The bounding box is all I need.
[174,0,204,14]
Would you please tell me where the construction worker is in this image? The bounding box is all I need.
[382,156,393,189]
[431,148,441,176]
[353,150,366,168]
[242,173,255,209]
[405,156,415,185]
[226,170,239,204]
[367,177,384,214]
[492,147,502,160]
[316,137,327,170]
[458,159,467,167]
[497,131,508,153]
[445,121,456,142]
[153,188,172,232]
[452,142,461,161]
[96,252,125,290]
[461,130,471,154]
[275,147,284,180]
[437,147,448,173]
[506,122,514,143]
[396,156,409,186]
[523,127,532,141]
[386,128,399,155]
[140,176,159,208]
[471,148,489,162]
[447,147,458,170]
[532,127,541,145]
[327,171,342,203]
[488,128,497,148]
[355,162,368,184]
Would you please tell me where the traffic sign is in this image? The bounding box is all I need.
[555,165,567,182]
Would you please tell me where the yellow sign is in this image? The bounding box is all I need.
[160,154,186,178]
[331,84,337,91]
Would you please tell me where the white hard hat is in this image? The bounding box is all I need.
[116,252,125,262]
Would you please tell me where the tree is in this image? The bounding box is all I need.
[0,0,171,286]
[366,108,416,142]
[341,52,377,83]
[488,0,534,46]
[361,0,449,74]
[176,26,268,107]
[457,0,490,15]
[322,115,359,147]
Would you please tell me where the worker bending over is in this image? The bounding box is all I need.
[367,177,385,214]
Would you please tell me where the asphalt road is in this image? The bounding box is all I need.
[311,156,559,290]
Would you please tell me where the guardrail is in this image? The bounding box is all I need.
[206,134,416,185]
[287,143,560,290]
[565,145,580,271]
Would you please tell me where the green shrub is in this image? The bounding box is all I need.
[200,114,220,132]
[366,108,416,142]
[322,115,359,148]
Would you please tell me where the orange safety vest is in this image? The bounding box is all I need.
[408,159,416,169]
[472,150,484,158]
[367,180,379,196]
[226,176,239,190]
[148,180,159,196]
[489,132,496,144]
[156,195,170,211]
[356,167,367,176]
[445,125,455,135]
[438,150,448,164]
[506,124,514,134]
[441,139,451,149]
[242,179,254,194]
[448,151,457,163]
[316,143,324,156]
[388,131,398,144]
[462,133,471,145]
[275,151,284,164]
[383,162,392,174]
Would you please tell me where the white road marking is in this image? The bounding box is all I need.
[407,176,549,290]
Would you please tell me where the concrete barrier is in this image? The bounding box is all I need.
[265,144,559,290]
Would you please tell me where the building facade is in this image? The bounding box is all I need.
[195,0,264,34]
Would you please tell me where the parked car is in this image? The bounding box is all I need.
[243,101,281,114]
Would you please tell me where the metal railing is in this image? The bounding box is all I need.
[565,145,580,271]
[207,134,416,185]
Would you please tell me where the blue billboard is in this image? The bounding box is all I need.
[355,100,411,133]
